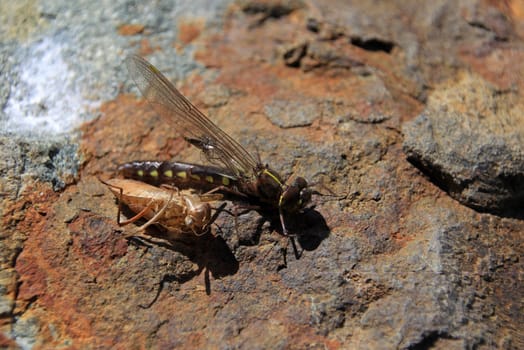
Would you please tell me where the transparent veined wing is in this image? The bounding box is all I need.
[125,55,259,179]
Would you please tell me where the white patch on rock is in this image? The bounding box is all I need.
[5,37,99,136]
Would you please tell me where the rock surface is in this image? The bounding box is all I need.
[403,73,524,216]
[1,0,523,349]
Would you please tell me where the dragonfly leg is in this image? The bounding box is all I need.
[288,235,302,260]
[197,202,228,236]
[278,207,302,260]
[279,208,289,236]
[202,185,248,198]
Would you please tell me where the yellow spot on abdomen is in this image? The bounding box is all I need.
[150,170,159,178]
[137,170,144,177]
[176,171,187,179]
[222,177,230,186]
[205,176,214,183]
[190,174,200,181]
[164,170,173,178]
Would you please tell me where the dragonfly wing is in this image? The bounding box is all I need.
[125,55,259,178]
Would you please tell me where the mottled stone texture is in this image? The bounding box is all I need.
[1,0,523,349]
[403,73,524,216]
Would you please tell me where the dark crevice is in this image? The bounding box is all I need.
[242,4,296,19]
[405,155,524,219]
[467,20,492,32]
[283,43,307,67]
[466,19,509,41]
[350,37,394,53]
[306,18,320,33]
[407,330,455,350]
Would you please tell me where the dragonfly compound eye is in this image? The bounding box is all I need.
[299,188,312,207]
[280,179,311,212]
[293,177,308,190]
[293,177,311,207]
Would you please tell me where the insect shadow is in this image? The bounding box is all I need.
[118,203,239,307]
[236,205,330,269]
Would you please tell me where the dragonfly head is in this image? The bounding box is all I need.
[279,176,312,212]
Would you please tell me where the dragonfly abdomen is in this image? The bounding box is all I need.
[119,161,238,191]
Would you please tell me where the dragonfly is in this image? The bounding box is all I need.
[120,55,314,249]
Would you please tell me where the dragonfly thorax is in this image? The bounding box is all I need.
[251,167,311,213]
[247,167,284,203]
